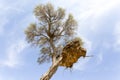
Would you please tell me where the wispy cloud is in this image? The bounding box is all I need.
[0,40,27,68]
[113,21,120,51]
[0,18,8,35]
[77,0,120,32]
[0,0,26,36]
[82,37,92,53]
[73,58,90,71]
[96,52,103,65]
[0,0,41,68]
[0,3,24,13]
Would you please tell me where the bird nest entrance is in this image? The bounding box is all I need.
[59,37,87,68]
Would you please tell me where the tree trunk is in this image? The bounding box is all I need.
[40,56,62,80]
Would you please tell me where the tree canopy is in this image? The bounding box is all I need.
[24,3,87,80]
[25,3,77,64]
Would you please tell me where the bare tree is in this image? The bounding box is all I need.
[25,3,83,80]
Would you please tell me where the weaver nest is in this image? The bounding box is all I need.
[59,37,87,68]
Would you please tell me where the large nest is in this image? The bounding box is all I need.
[59,37,87,68]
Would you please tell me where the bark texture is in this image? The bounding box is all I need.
[40,56,62,80]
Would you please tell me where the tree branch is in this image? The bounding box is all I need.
[35,33,49,40]
[40,56,62,80]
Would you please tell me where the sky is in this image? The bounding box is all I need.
[0,0,120,80]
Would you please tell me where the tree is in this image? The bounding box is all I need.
[25,3,86,80]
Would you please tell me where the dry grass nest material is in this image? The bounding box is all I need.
[59,37,87,68]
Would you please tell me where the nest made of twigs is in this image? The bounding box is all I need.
[59,37,86,68]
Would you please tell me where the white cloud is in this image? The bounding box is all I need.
[0,40,27,68]
[0,18,8,35]
[0,4,24,13]
[0,0,26,16]
[113,21,120,51]
[51,0,120,19]
[96,52,103,65]
[0,0,26,36]
[78,0,120,32]
[0,0,40,68]
[82,37,92,53]
[73,58,90,71]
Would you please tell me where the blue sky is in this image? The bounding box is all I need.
[0,0,120,80]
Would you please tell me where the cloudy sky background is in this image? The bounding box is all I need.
[0,0,120,80]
